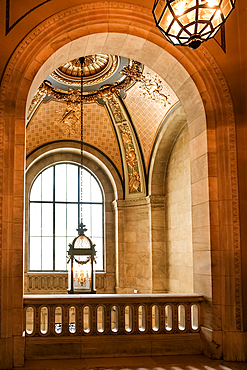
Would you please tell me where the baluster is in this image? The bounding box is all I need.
[105,304,111,334]
[173,304,178,332]
[146,304,152,333]
[91,305,97,335]
[50,305,55,336]
[77,305,83,335]
[160,304,165,333]
[118,304,125,334]
[133,304,138,333]
[185,303,190,332]
[34,305,39,336]
[64,305,69,335]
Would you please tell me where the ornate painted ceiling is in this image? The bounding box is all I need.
[27,54,179,198]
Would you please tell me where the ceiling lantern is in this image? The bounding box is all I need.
[152,0,235,49]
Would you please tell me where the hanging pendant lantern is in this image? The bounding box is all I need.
[68,223,96,294]
[152,0,235,49]
[67,56,97,294]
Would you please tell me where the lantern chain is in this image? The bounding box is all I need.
[79,57,85,227]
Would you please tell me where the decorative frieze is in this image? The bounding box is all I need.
[24,273,106,294]
[106,94,146,198]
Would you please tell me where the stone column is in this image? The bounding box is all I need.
[112,198,152,294]
[149,195,167,293]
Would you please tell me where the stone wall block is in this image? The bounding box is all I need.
[12,276,23,309]
[190,130,207,162]
[13,335,25,367]
[194,273,212,298]
[13,196,24,224]
[2,195,14,223]
[12,308,23,336]
[152,50,177,81]
[0,338,13,369]
[194,251,211,275]
[102,33,128,55]
[191,154,208,183]
[192,202,210,228]
[12,249,23,278]
[192,225,211,251]
[120,35,146,61]
[222,304,237,332]
[178,78,205,124]
[191,178,209,206]
[137,40,163,69]
[212,275,222,305]
[223,332,246,361]
[14,171,24,197]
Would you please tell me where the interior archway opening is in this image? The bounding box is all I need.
[24,43,204,296]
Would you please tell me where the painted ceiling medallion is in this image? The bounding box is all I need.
[51,55,118,86]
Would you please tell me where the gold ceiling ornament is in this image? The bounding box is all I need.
[138,73,170,106]
[121,65,170,107]
[152,0,236,49]
[107,95,142,194]
[55,102,85,136]
[51,55,118,86]
[27,61,142,124]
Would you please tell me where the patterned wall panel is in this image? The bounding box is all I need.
[26,100,122,176]
[124,66,179,170]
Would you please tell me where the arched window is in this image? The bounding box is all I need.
[29,163,104,272]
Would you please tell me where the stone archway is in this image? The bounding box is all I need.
[0,2,241,367]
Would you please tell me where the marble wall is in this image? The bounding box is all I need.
[166,124,193,293]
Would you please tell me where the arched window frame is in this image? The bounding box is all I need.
[28,162,104,272]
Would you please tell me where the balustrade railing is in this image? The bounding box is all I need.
[24,294,203,337]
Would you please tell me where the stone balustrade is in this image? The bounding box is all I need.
[23,293,203,359]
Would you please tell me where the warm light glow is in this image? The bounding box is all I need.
[207,0,217,7]
[153,0,235,48]
[215,9,221,18]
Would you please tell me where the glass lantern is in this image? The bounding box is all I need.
[152,0,236,49]
[67,223,96,294]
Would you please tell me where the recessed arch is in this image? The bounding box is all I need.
[148,102,187,195]
[25,141,118,294]
[0,3,241,367]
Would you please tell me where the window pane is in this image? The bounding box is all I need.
[92,204,103,237]
[55,164,66,201]
[55,237,67,270]
[55,204,66,237]
[29,163,105,273]
[67,204,78,237]
[42,203,53,236]
[91,176,102,202]
[42,237,53,270]
[80,169,90,202]
[30,203,41,237]
[41,166,53,201]
[81,204,91,236]
[93,237,103,270]
[67,164,78,202]
[30,237,41,270]
[30,175,41,201]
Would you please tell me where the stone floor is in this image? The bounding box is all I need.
[15,355,247,370]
